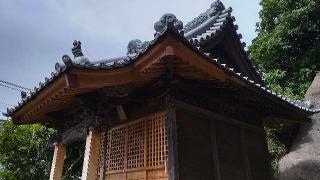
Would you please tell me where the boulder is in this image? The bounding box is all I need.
[279,75,320,180]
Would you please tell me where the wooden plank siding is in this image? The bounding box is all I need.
[175,103,271,180]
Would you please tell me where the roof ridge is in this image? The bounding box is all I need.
[5,9,318,118]
[183,0,226,34]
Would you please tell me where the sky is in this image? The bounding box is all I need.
[0,0,261,119]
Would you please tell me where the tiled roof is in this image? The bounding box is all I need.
[185,7,233,42]
[183,2,266,85]
[4,1,318,117]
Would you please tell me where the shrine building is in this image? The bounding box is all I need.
[5,1,318,180]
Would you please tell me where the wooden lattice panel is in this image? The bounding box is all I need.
[97,111,168,179]
[127,119,145,169]
[96,132,107,179]
[147,112,168,167]
[107,126,126,171]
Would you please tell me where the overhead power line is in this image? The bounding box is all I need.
[0,83,24,92]
[0,79,31,91]
[0,101,13,107]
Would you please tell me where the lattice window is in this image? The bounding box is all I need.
[147,113,168,167]
[127,119,145,169]
[96,132,107,179]
[107,126,126,171]
[98,111,168,176]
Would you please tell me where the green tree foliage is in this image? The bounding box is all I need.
[61,141,85,180]
[0,121,54,179]
[0,121,84,179]
[250,0,320,99]
[250,0,320,178]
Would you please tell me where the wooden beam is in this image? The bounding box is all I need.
[166,96,179,180]
[81,131,101,180]
[13,76,66,120]
[262,116,310,126]
[175,100,264,133]
[49,143,66,180]
[65,73,79,88]
[116,105,127,121]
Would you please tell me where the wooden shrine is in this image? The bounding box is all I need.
[5,1,318,180]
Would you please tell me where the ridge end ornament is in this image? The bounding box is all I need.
[154,13,183,37]
[72,40,84,58]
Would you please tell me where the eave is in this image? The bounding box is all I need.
[10,27,317,125]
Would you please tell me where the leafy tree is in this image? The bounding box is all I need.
[0,120,54,179]
[61,141,85,180]
[250,0,320,99]
[0,121,84,180]
[249,0,320,178]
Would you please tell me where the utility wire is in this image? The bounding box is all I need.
[0,79,31,91]
[0,105,8,109]
[0,83,24,92]
[0,101,13,107]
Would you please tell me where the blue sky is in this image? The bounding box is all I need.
[0,0,261,119]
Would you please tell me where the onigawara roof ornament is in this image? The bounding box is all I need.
[127,39,149,57]
[20,91,27,99]
[210,0,225,15]
[154,13,183,36]
[71,40,89,64]
[62,55,73,67]
[72,40,84,58]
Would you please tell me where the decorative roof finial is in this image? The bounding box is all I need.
[209,0,225,16]
[62,55,73,67]
[21,91,27,99]
[154,14,183,36]
[72,40,84,58]
[127,39,149,56]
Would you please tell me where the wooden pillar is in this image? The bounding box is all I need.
[49,143,66,180]
[81,131,101,180]
[166,97,179,180]
[209,120,221,180]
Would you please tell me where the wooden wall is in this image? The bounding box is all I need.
[176,108,272,180]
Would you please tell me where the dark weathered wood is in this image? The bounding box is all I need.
[241,127,252,180]
[166,96,179,180]
[209,120,221,180]
[176,108,214,179]
[244,129,273,180]
[215,120,247,180]
[175,100,264,133]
